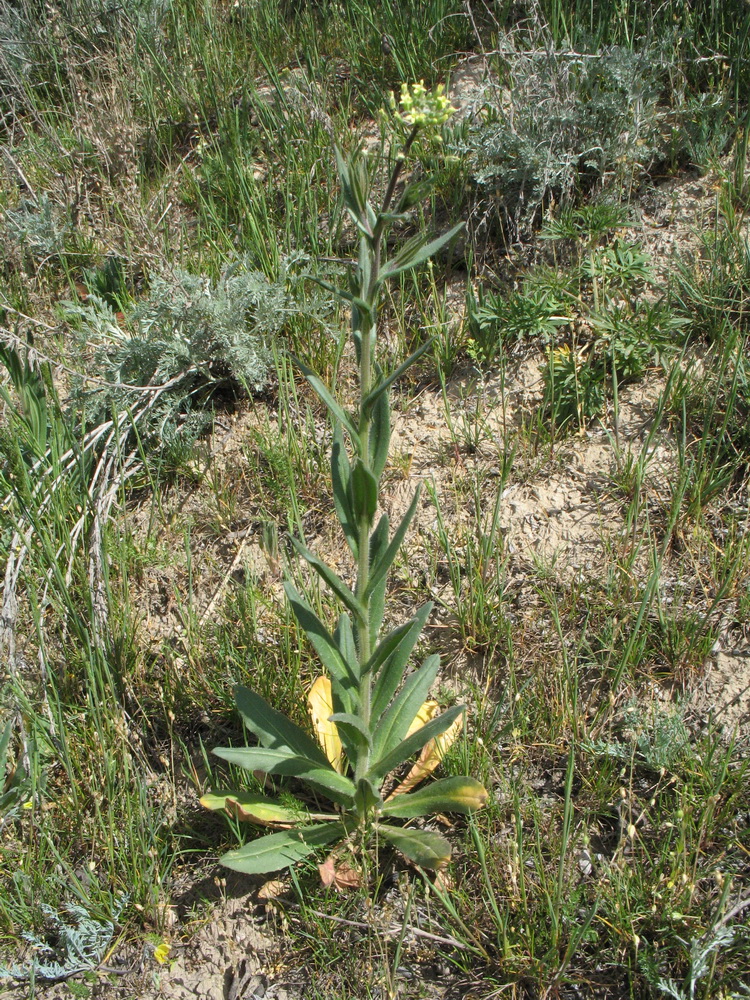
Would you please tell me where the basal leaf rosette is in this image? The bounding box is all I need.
[203,678,487,873]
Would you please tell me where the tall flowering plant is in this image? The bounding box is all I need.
[202,85,487,874]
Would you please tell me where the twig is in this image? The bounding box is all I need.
[715,893,750,930]
[199,531,251,625]
[1,147,37,203]
[0,320,196,393]
[304,909,471,950]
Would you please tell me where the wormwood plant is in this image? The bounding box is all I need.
[202,84,487,875]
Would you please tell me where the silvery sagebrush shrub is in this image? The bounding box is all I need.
[447,41,726,237]
[63,257,325,453]
[201,83,488,875]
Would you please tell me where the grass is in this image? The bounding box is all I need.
[1,0,750,996]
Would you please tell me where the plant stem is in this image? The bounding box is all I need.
[353,126,421,786]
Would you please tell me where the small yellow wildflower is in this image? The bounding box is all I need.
[153,941,171,965]
[390,81,456,133]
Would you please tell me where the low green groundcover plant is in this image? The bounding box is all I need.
[202,83,487,875]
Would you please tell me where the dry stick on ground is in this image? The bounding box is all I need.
[304,909,471,951]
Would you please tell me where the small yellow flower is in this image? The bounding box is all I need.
[391,81,456,131]
[153,941,171,965]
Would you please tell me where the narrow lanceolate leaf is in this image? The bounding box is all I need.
[291,355,359,441]
[331,426,358,557]
[390,707,465,797]
[371,603,432,719]
[364,613,424,678]
[284,585,358,699]
[369,380,391,481]
[200,791,308,827]
[354,778,382,817]
[362,340,434,417]
[368,704,465,783]
[380,777,488,818]
[335,146,367,225]
[329,713,372,754]
[367,515,390,643]
[380,222,465,283]
[369,574,388,649]
[351,459,378,525]
[221,822,345,875]
[365,487,421,601]
[290,537,366,623]
[308,676,344,772]
[234,685,329,765]
[372,654,441,762]
[334,613,359,688]
[305,277,374,329]
[213,747,355,805]
[375,824,451,869]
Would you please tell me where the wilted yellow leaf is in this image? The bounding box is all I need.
[405,699,439,737]
[308,676,344,773]
[389,705,464,798]
[199,792,297,827]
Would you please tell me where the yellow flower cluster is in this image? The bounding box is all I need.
[390,81,455,132]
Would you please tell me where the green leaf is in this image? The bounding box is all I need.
[380,222,464,282]
[200,791,309,826]
[362,340,434,417]
[234,685,328,764]
[284,585,358,703]
[368,704,465,783]
[334,613,359,686]
[396,177,436,213]
[0,720,11,767]
[367,514,390,643]
[290,537,367,623]
[371,603,432,719]
[221,822,345,875]
[380,777,488,818]
[213,747,355,805]
[375,824,451,869]
[329,712,372,753]
[351,459,378,525]
[335,146,367,222]
[291,355,359,441]
[331,425,358,557]
[369,381,391,481]
[365,487,421,601]
[305,276,374,327]
[354,778,382,817]
[364,615,421,678]
[372,654,441,761]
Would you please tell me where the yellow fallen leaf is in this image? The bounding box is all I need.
[308,676,344,773]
